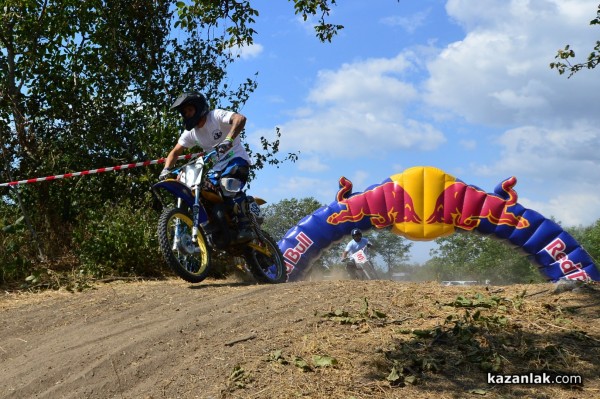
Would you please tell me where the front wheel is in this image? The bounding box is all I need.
[244,230,287,284]
[157,207,212,283]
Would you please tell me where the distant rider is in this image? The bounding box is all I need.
[160,91,254,243]
[341,229,372,277]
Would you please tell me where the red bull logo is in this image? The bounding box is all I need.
[325,167,529,241]
[426,176,530,231]
[326,177,421,228]
[544,238,589,280]
[282,232,314,275]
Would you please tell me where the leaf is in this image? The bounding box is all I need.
[229,365,246,381]
[2,225,16,234]
[404,375,417,385]
[360,297,369,316]
[412,329,433,338]
[468,388,488,395]
[293,356,312,372]
[386,366,401,383]
[453,296,472,307]
[267,349,288,364]
[312,355,338,368]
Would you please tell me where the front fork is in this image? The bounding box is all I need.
[172,197,183,251]
[192,188,201,241]
[171,192,202,252]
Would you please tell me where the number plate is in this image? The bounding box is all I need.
[249,201,261,218]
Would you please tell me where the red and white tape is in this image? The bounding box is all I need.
[0,153,203,188]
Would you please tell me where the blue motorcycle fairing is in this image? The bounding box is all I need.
[153,180,209,224]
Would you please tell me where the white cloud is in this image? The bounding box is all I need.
[521,192,600,227]
[420,0,600,226]
[472,122,600,225]
[246,0,600,229]
[297,156,329,172]
[476,122,600,181]
[348,170,371,191]
[459,139,476,150]
[275,53,446,157]
[426,0,600,127]
[252,175,335,204]
[380,9,431,33]
[230,43,264,60]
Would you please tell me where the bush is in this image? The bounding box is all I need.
[73,198,164,278]
[0,203,38,284]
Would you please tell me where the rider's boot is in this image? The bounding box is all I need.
[232,195,255,243]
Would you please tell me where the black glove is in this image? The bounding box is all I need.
[159,167,174,180]
[217,138,233,154]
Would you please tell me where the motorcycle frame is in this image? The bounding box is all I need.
[152,152,214,231]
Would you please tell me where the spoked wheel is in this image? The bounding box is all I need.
[361,261,379,280]
[345,260,363,280]
[157,207,212,283]
[244,230,287,284]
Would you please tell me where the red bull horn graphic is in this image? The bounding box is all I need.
[277,166,599,282]
[326,177,421,228]
[425,177,530,231]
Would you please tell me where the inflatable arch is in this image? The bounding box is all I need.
[278,166,600,282]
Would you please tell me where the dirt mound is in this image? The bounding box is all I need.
[1,278,599,398]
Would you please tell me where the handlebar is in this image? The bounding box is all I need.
[168,149,219,176]
[203,149,218,162]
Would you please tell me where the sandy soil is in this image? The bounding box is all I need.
[0,278,598,399]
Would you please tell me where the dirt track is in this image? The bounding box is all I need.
[1,278,599,399]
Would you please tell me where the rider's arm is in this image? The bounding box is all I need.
[341,249,349,260]
[164,143,186,170]
[225,113,247,142]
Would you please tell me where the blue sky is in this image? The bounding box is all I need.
[222,0,600,262]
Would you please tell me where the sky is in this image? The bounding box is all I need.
[222,0,600,262]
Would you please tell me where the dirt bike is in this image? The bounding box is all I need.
[344,249,379,280]
[151,149,286,284]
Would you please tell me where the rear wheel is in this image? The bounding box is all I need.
[157,207,212,283]
[244,230,287,283]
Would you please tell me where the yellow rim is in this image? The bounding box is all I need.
[247,241,273,257]
[171,212,209,274]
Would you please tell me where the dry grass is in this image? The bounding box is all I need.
[0,278,598,398]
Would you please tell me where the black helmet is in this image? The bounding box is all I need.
[171,91,209,130]
[351,228,362,237]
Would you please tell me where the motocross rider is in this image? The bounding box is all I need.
[160,91,254,243]
[341,228,373,276]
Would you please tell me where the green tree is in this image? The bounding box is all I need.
[0,0,395,284]
[429,231,543,284]
[567,220,600,264]
[550,3,600,77]
[0,0,324,278]
[369,229,412,275]
[1,0,247,256]
[261,197,323,241]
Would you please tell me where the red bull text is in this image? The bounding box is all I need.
[544,238,589,280]
[282,232,314,275]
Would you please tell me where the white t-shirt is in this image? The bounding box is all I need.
[345,238,370,256]
[177,109,251,172]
